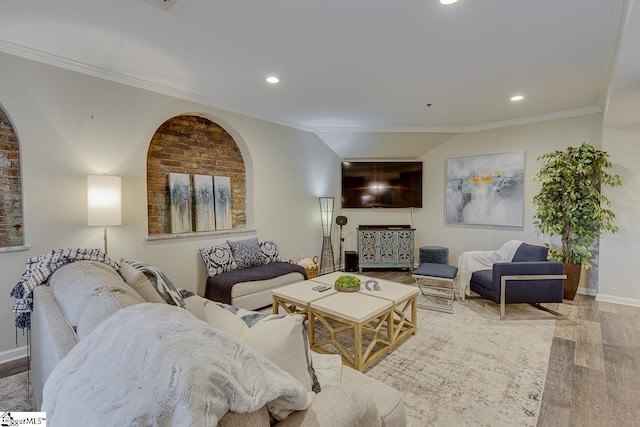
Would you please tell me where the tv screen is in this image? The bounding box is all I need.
[342,161,423,208]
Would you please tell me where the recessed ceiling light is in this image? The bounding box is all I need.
[266,76,280,84]
[510,95,524,102]
[440,0,459,5]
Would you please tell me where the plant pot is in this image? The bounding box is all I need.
[563,263,581,300]
[335,285,360,293]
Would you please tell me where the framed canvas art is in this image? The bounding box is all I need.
[446,152,525,226]
[193,174,215,232]
[169,172,192,233]
[214,176,232,230]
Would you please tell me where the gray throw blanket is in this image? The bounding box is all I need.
[43,304,313,426]
[205,262,307,304]
[10,248,122,328]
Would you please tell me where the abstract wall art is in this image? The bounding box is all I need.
[446,152,525,226]
[168,172,192,233]
[214,176,232,230]
[193,174,215,232]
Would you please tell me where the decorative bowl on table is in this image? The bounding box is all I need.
[334,275,361,292]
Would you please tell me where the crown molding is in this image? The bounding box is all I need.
[463,106,603,133]
[312,126,462,134]
[0,40,315,133]
[0,40,605,136]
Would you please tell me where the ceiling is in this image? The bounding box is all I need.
[0,0,635,158]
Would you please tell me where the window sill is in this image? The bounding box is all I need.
[0,245,30,253]
[145,228,257,241]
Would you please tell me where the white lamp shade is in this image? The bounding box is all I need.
[87,175,122,226]
[319,197,334,237]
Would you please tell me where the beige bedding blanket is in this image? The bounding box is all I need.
[456,240,523,300]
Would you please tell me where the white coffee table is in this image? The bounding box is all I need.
[359,277,419,344]
[309,291,394,371]
[272,272,419,372]
[271,278,337,317]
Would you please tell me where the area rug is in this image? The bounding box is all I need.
[365,298,556,427]
[0,371,35,411]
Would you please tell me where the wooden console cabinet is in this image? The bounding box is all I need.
[357,226,415,271]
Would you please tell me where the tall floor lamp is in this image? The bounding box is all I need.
[319,197,335,275]
[87,175,122,254]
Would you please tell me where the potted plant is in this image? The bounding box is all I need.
[533,142,622,299]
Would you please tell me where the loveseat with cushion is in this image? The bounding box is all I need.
[30,259,406,426]
[200,238,307,310]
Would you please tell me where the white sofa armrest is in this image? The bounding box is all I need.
[31,285,78,409]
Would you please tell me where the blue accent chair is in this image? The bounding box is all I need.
[469,243,566,320]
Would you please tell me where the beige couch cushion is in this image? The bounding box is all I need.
[275,384,381,427]
[219,407,270,427]
[49,261,144,327]
[76,288,145,340]
[340,366,406,427]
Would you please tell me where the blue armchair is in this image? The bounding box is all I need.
[469,243,566,320]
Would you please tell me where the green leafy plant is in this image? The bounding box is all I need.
[533,142,622,268]
[334,275,361,288]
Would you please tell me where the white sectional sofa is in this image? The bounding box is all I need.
[31,260,406,426]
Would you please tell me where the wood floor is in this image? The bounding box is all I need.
[0,356,28,379]
[363,269,640,427]
[2,270,638,426]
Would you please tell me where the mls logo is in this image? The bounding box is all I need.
[0,412,14,427]
[0,412,46,426]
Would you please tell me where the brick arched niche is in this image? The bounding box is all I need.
[0,105,24,247]
[147,115,247,235]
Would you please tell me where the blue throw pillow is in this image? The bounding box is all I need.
[512,243,549,262]
[227,238,263,269]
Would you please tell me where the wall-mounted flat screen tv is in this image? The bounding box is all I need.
[342,161,423,208]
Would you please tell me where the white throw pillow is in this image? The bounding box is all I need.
[201,302,317,392]
[202,300,248,338]
[241,315,313,391]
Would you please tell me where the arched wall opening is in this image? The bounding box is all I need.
[146,114,251,236]
[0,104,24,247]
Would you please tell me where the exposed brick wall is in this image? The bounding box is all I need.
[0,107,24,247]
[147,115,246,235]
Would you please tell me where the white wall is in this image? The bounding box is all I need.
[341,114,604,294]
[598,128,640,305]
[416,115,604,264]
[0,52,341,355]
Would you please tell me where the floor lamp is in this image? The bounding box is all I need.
[319,197,335,275]
[87,175,122,254]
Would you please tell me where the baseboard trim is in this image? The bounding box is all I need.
[577,286,597,297]
[595,293,640,307]
[0,346,28,365]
